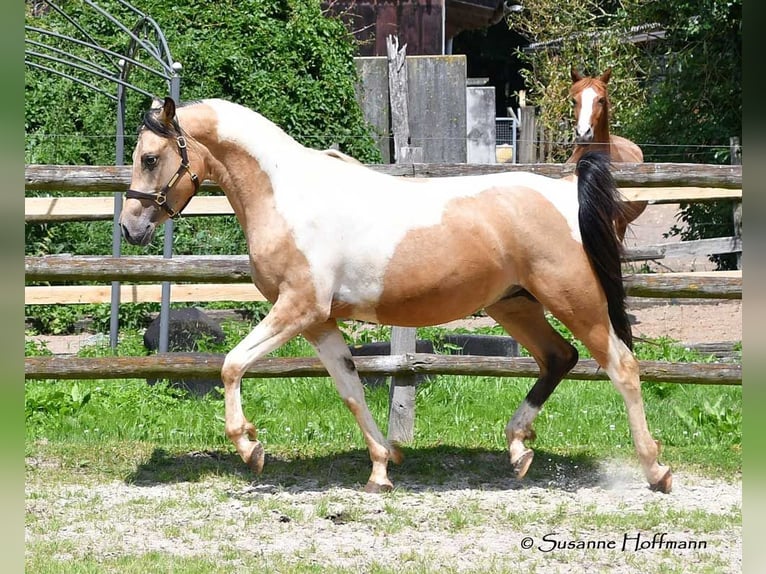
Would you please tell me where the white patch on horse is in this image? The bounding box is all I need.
[209,99,581,318]
[576,86,598,139]
[507,400,540,434]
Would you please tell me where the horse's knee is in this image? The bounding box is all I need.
[221,351,246,386]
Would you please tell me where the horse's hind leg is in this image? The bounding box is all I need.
[303,320,402,493]
[537,289,672,492]
[485,294,579,479]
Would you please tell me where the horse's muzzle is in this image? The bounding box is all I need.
[121,221,155,246]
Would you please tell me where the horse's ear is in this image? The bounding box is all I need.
[571,67,583,83]
[599,68,612,84]
[158,97,177,126]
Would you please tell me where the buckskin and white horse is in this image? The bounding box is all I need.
[567,67,648,240]
[120,97,672,493]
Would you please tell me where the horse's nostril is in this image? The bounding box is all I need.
[121,224,133,243]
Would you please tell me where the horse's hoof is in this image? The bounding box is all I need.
[364,481,393,494]
[246,441,265,475]
[649,468,673,493]
[512,449,534,479]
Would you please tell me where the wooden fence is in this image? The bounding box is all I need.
[25,161,743,440]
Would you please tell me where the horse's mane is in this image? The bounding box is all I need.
[139,99,203,137]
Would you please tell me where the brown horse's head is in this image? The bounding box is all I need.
[120,97,203,246]
[569,67,612,144]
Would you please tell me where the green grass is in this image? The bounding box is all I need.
[25,318,741,485]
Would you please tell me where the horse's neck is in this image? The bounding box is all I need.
[568,139,612,163]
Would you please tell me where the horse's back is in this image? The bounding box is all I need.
[609,135,643,162]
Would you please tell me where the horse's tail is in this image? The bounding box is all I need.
[576,151,633,349]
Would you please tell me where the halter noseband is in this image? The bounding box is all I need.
[125,134,200,219]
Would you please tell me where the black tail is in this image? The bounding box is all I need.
[576,151,633,349]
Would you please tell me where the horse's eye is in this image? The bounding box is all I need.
[142,155,159,170]
[598,97,606,105]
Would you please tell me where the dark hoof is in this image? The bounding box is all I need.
[512,449,534,479]
[364,481,393,494]
[649,468,673,493]
[247,441,265,475]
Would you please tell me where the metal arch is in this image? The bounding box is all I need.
[25,0,181,353]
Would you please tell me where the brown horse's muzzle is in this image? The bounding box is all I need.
[120,202,159,246]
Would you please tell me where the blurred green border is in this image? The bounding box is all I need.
[8,2,24,573]
[742,4,763,573]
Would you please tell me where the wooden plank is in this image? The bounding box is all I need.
[624,237,742,262]
[25,196,235,222]
[618,187,742,203]
[25,255,253,283]
[25,162,743,191]
[25,255,742,299]
[25,283,267,305]
[623,271,742,299]
[25,187,742,223]
[24,354,741,385]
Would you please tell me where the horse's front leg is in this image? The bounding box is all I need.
[303,320,403,492]
[220,298,319,473]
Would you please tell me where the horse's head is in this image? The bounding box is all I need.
[569,67,611,144]
[120,97,202,246]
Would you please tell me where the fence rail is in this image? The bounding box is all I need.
[25,162,742,191]
[25,255,743,300]
[25,353,741,385]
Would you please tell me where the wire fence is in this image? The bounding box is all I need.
[24,131,739,165]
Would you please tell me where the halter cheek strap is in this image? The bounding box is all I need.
[125,135,200,219]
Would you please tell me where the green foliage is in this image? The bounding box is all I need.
[26,0,381,166]
[26,302,159,335]
[673,395,741,443]
[26,382,92,422]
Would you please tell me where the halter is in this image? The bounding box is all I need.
[125,134,200,219]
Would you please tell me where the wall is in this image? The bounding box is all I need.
[355,54,471,163]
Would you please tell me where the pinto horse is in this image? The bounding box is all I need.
[567,67,647,240]
[120,97,672,494]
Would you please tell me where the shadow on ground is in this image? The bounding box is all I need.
[126,444,606,493]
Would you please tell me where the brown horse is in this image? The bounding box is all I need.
[568,67,647,240]
[120,97,671,494]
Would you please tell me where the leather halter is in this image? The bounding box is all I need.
[125,134,200,219]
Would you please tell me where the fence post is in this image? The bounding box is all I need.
[518,105,537,164]
[386,34,418,443]
[730,136,742,269]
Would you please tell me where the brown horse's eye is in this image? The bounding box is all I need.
[142,155,159,170]
[598,97,606,105]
